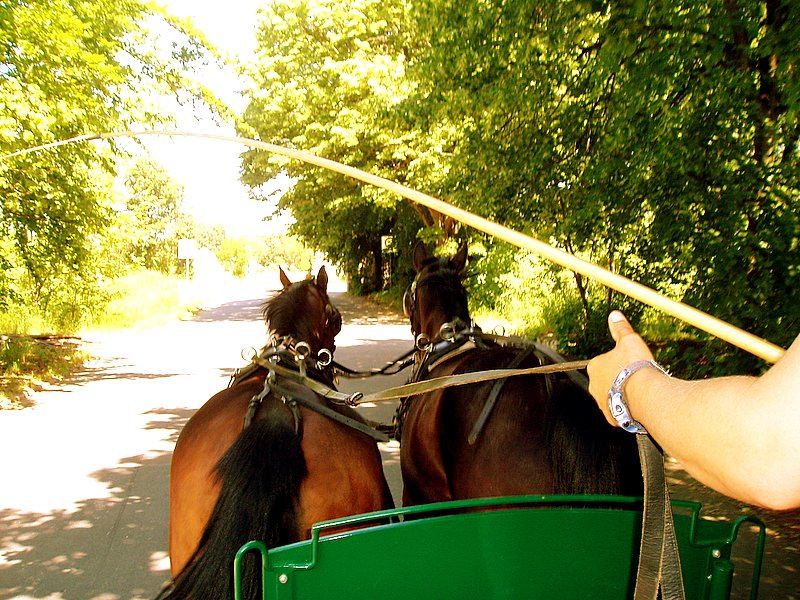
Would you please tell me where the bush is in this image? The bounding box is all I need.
[85,270,201,330]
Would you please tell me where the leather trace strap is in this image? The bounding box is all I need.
[243,377,271,429]
[268,377,389,443]
[635,435,686,600]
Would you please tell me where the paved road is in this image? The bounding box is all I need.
[0,281,796,599]
[0,282,409,600]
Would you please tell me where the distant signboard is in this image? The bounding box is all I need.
[177,238,197,260]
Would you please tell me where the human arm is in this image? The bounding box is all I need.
[587,311,800,510]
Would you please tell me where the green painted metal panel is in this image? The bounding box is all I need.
[234,495,765,600]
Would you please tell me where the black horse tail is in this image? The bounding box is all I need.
[546,378,643,496]
[156,415,306,600]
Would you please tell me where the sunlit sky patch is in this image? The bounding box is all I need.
[138,0,293,237]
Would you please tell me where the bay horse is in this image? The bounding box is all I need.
[399,242,642,505]
[160,266,393,599]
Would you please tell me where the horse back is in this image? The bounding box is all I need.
[166,371,393,599]
[296,397,394,535]
[401,345,641,505]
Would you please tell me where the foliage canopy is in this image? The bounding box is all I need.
[0,0,216,319]
[241,0,798,374]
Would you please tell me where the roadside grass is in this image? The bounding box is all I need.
[0,336,86,409]
[370,286,405,313]
[86,270,205,331]
[0,270,213,408]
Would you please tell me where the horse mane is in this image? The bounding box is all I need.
[417,258,471,325]
[262,279,320,343]
[545,380,643,496]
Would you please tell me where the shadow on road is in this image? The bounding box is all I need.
[0,409,194,600]
[331,292,407,326]
[666,462,800,599]
[66,366,184,386]
[192,298,267,323]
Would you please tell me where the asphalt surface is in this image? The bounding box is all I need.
[0,277,796,599]
[0,277,409,599]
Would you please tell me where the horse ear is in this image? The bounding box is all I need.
[451,242,468,275]
[315,265,328,293]
[412,241,429,272]
[279,266,292,289]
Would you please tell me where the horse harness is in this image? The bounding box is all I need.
[400,269,586,444]
[229,338,390,443]
[229,328,683,599]
[395,319,567,445]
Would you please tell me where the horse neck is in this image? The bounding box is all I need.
[274,325,323,352]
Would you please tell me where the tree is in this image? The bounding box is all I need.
[238,0,797,374]
[239,0,425,292]
[0,0,218,318]
[122,158,185,273]
[399,0,799,372]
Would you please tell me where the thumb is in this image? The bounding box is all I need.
[608,310,636,343]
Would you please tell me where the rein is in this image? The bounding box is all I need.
[355,359,589,404]
[331,347,417,379]
[246,325,591,408]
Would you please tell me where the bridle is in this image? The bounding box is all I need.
[404,271,467,353]
[305,283,341,356]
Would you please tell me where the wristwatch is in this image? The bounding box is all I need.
[608,359,669,434]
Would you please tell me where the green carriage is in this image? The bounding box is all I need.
[234,494,765,600]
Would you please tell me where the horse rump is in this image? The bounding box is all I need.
[157,415,306,600]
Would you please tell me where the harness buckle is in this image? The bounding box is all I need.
[415,333,432,351]
[439,322,456,341]
[346,392,363,407]
[317,348,333,367]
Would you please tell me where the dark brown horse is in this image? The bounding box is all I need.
[160,267,393,599]
[399,243,642,506]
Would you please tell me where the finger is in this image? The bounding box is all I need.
[608,310,636,343]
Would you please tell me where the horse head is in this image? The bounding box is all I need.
[404,241,470,341]
[263,265,342,355]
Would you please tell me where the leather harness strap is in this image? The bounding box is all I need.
[268,378,390,443]
[360,360,590,404]
[635,435,686,600]
[233,349,389,443]
[467,346,535,445]
[252,357,360,405]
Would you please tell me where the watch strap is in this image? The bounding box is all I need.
[608,359,669,434]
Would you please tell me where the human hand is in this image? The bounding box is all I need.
[587,311,655,426]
